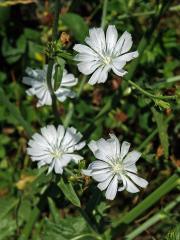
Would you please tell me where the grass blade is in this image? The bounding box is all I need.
[151,107,169,159]
[126,195,180,239]
[112,173,179,228]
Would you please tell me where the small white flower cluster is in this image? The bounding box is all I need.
[23,65,77,107]
[25,25,148,200]
[23,25,138,106]
[28,126,148,200]
[73,25,138,85]
[27,125,85,175]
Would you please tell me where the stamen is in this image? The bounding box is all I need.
[103,56,111,65]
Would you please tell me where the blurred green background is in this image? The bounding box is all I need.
[0,0,179,239]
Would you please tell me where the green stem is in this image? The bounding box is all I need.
[126,195,180,240]
[46,0,61,122]
[63,102,74,128]
[77,75,86,97]
[101,0,108,28]
[128,80,177,100]
[63,75,87,127]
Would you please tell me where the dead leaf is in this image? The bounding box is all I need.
[111,78,122,90]
[156,145,164,158]
[16,174,36,190]
[170,155,180,167]
[60,32,70,45]
[114,110,128,123]
[0,0,37,7]
[92,88,102,106]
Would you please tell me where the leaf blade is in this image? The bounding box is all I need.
[58,178,81,207]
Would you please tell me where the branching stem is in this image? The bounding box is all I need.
[128,80,177,100]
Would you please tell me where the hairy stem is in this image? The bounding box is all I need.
[46,0,61,123]
[128,80,177,100]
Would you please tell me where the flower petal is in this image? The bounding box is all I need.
[123,150,141,166]
[120,141,131,159]
[105,175,118,200]
[57,125,65,147]
[124,176,140,193]
[85,27,106,53]
[124,164,137,174]
[126,172,148,188]
[106,25,118,54]
[41,125,57,146]
[92,170,112,182]
[77,61,101,75]
[111,66,127,77]
[97,174,114,191]
[73,44,97,56]
[63,153,83,163]
[88,66,104,85]
[82,169,92,176]
[116,51,139,62]
[90,160,110,170]
[109,134,121,158]
[114,31,132,55]
[60,72,78,87]
[54,160,63,174]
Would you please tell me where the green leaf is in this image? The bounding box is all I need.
[151,107,169,159]
[58,178,81,207]
[61,13,88,42]
[0,196,18,220]
[0,87,33,137]
[42,217,93,240]
[48,197,60,223]
[53,57,65,91]
[2,34,26,64]
[0,218,17,240]
[0,71,6,82]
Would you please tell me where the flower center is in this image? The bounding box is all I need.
[51,148,63,159]
[102,56,111,65]
[112,162,124,174]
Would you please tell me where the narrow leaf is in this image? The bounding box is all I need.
[58,178,81,207]
[48,197,60,223]
[152,107,169,159]
[112,174,179,228]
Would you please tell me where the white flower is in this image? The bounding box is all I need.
[23,65,78,107]
[73,25,139,85]
[27,125,85,174]
[82,134,148,200]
